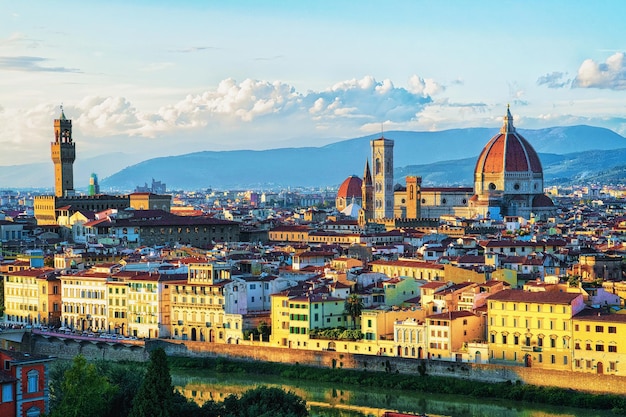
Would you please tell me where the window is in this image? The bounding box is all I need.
[609,345,617,353]
[27,370,39,393]
[2,383,13,402]
[609,326,617,334]
[596,325,604,333]
[596,344,604,352]
[25,406,41,417]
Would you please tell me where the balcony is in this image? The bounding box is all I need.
[521,345,533,352]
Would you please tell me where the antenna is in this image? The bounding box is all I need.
[381,122,384,138]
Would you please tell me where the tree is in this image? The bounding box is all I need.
[222,386,308,417]
[129,348,174,417]
[257,321,271,341]
[344,293,364,329]
[96,360,144,417]
[49,355,117,417]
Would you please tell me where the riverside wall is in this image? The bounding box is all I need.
[27,334,626,396]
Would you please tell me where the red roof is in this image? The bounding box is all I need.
[487,289,581,304]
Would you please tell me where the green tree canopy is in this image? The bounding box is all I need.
[49,355,117,417]
[222,386,308,417]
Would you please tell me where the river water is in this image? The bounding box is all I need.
[171,368,620,417]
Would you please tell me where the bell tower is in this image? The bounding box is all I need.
[371,136,394,219]
[51,106,76,197]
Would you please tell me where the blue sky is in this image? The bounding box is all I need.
[1,0,626,167]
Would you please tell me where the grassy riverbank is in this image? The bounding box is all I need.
[169,356,626,415]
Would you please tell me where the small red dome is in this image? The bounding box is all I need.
[337,175,362,199]
[475,108,542,175]
[532,194,554,207]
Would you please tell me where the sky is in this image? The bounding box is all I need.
[1,0,626,167]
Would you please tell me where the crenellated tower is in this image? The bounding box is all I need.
[51,106,76,197]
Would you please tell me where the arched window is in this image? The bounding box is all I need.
[27,369,39,393]
[26,406,41,417]
[375,158,381,175]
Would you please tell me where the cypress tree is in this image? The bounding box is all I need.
[129,348,174,417]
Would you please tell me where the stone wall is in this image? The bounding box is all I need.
[28,334,626,395]
[26,333,149,362]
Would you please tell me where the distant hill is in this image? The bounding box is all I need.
[99,125,626,190]
[0,152,146,191]
[397,149,626,187]
[1,125,624,190]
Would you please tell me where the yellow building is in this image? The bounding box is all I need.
[127,274,161,339]
[3,268,56,326]
[106,272,130,335]
[426,310,485,361]
[268,226,310,243]
[61,265,111,331]
[572,309,626,375]
[129,192,172,211]
[369,259,445,281]
[170,263,233,343]
[487,290,585,370]
[270,292,348,349]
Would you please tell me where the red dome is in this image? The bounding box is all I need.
[337,175,363,199]
[475,108,542,175]
[532,194,554,207]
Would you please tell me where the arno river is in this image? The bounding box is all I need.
[171,368,619,417]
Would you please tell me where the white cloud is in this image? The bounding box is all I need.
[573,52,626,90]
[407,75,444,96]
[0,74,486,164]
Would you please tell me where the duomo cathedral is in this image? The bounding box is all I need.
[335,107,555,224]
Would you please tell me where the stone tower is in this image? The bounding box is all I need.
[51,107,75,197]
[371,136,394,219]
[405,176,422,219]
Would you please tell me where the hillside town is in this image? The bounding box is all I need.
[1,109,626,415]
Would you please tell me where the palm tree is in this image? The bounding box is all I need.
[344,293,364,329]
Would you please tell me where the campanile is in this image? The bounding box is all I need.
[51,106,76,197]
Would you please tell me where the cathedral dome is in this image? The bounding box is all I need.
[337,176,363,199]
[474,107,542,176]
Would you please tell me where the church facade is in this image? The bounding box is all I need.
[338,107,555,226]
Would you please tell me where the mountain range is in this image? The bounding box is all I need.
[1,125,624,191]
